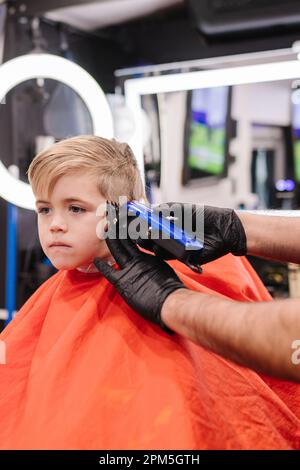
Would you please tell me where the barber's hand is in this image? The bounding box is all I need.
[139,203,247,265]
[93,236,185,334]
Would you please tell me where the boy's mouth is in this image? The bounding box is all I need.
[49,242,71,248]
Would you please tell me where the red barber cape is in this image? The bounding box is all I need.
[0,254,300,450]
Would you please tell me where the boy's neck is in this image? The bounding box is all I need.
[76,257,115,274]
[76,264,99,273]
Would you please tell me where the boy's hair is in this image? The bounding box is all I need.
[27,135,146,202]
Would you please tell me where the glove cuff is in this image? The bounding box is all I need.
[232,211,247,256]
[156,285,185,335]
[159,320,175,335]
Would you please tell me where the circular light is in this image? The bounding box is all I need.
[275,179,285,191]
[285,179,296,191]
[275,179,295,192]
[0,53,114,210]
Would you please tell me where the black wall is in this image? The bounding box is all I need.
[102,6,300,66]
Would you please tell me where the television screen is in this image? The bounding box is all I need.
[183,86,231,184]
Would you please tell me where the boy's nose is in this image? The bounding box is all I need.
[50,218,67,233]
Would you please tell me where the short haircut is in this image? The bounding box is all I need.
[27,135,146,202]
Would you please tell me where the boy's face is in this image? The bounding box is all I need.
[35,171,112,270]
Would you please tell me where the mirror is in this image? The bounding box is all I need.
[124,58,300,211]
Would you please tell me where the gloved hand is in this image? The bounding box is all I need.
[93,235,185,334]
[139,203,247,265]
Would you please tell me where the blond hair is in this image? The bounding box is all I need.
[27,135,146,202]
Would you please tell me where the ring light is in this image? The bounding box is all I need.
[0,53,114,210]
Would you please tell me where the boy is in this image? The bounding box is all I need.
[0,135,300,449]
[28,135,146,273]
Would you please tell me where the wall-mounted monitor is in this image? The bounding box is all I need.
[182,85,232,184]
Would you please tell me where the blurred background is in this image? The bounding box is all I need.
[2,0,300,329]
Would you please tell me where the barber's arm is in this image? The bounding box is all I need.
[95,236,300,383]
[237,211,300,264]
[162,288,300,383]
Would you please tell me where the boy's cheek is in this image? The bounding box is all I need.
[38,235,48,252]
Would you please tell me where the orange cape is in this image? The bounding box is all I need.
[1,255,300,449]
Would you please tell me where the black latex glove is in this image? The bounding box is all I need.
[93,235,185,334]
[139,203,247,265]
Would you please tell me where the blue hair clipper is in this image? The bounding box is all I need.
[124,201,203,273]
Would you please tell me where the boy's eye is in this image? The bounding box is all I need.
[70,205,86,214]
[37,207,50,215]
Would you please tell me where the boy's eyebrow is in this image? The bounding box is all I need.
[35,197,92,206]
[35,199,50,206]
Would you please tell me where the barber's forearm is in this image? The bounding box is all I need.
[161,288,300,382]
[237,212,300,264]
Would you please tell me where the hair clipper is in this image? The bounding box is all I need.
[121,201,204,273]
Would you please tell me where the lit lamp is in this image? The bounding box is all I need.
[0,53,114,210]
